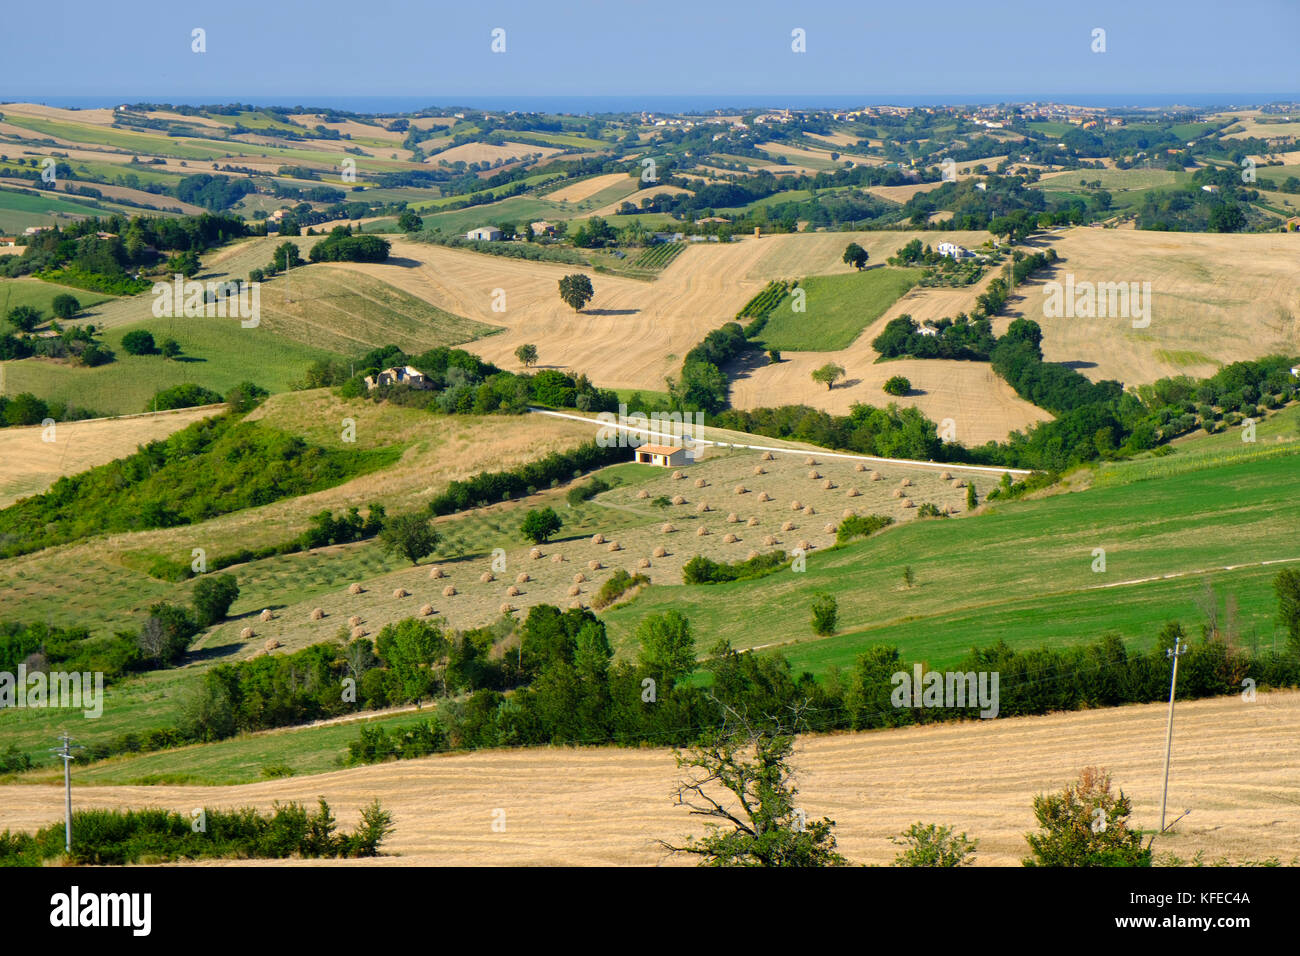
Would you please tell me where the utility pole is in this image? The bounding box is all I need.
[1159,636,1189,832]
[50,733,82,853]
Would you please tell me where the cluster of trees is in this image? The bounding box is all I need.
[307,226,391,263]
[0,392,100,428]
[173,173,256,211]
[669,321,751,414]
[248,240,303,282]
[874,313,998,361]
[1138,165,1261,233]
[428,440,625,515]
[715,402,946,463]
[1,309,114,366]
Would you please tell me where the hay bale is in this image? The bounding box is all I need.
[661,522,676,533]
[551,553,564,563]
[747,516,760,527]
[480,572,494,583]
[588,560,602,571]
[694,477,707,488]
[753,466,766,476]
[940,471,952,481]
[901,499,916,509]
[672,494,687,505]
[429,566,444,579]
[507,585,521,597]
[351,626,366,640]
[671,470,685,480]
[259,608,274,622]
[761,451,775,461]
[529,548,543,560]
[790,499,803,511]
[892,488,905,499]
[419,604,434,616]
[824,523,837,534]
[780,521,795,532]
[869,470,883,481]
[262,637,281,653]
[637,558,651,569]
[696,501,710,513]
[607,541,621,552]
[734,484,747,495]
[727,512,739,523]
[900,477,913,487]
[635,489,649,499]
[763,535,778,546]
[239,626,255,641]
[653,546,668,558]
[843,508,856,518]
[516,572,530,584]
[797,539,812,551]
[591,532,605,545]
[348,615,362,627]
[310,608,325,620]
[803,505,816,516]
[757,491,772,502]
[696,526,709,536]
[443,585,456,597]
[392,587,408,598]
[500,603,514,615]
[347,582,364,595]
[808,470,820,480]
[847,487,861,497]
[722,533,738,544]
[952,478,967,488]
[747,550,760,560]
[568,585,582,596]
[854,462,867,472]
[804,456,817,466]
[574,572,586,584]
[822,479,834,490]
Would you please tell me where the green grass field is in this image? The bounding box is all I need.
[0,278,115,317]
[752,267,922,351]
[0,186,118,232]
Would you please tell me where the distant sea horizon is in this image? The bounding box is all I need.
[4,93,1297,115]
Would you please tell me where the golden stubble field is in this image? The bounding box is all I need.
[0,691,1292,866]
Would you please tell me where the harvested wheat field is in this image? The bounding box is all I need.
[1,691,1292,866]
[544,172,632,203]
[1004,228,1300,386]
[0,405,223,507]
[430,141,561,166]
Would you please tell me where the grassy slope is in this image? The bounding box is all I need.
[0,278,115,314]
[753,267,923,351]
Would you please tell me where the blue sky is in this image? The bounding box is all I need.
[2,0,1296,106]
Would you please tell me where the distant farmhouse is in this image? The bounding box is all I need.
[530,221,557,237]
[467,226,502,241]
[634,444,692,467]
[364,365,430,390]
[936,241,972,259]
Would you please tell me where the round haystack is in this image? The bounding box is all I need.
[429,566,444,579]
[722,533,738,544]
[636,489,649,499]
[351,626,367,640]
[507,585,521,597]
[480,572,494,583]
[671,470,685,480]
[443,585,456,597]
[672,495,686,506]
[660,522,676,533]
[757,491,772,502]
[822,479,834,490]
[348,615,362,628]
[588,560,602,571]
[901,499,916,509]
[940,471,952,481]
[653,546,668,558]
[780,521,795,532]
[264,638,281,652]
[259,609,274,622]
[804,456,817,466]
[790,500,803,511]
[551,553,564,563]
[763,535,778,546]
[761,451,775,461]
[734,484,748,495]
[239,627,255,641]
[568,585,581,596]
[393,587,408,598]
[310,608,325,621]
[753,466,766,476]
[892,488,905,499]
[574,572,586,584]
[591,532,605,545]
[847,487,861,497]
[530,548,543,560]
[696,501,710,513]
[694,477,707,488]
[499,603,514,615]
[807,470,820,480]
[869,470,883,481]
[797,539,812,551]
[843,508,856,518]
[824,523,837,534]
[418,604,434,617]
[747,550,760,560]
[347,582,363,595]
[727,512,739,523]
[516,572,530,584]
[747,516,760,527]
[953,478,967,488]
[900,477,913,487]
[637,558,651,569]
[607,541,621,552]
[854,462,867,472]
[803,505,816,516]
[696,526,709,536]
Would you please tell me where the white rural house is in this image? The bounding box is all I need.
[364,365,430,390]
[936,241,972,259]
[466,226,502,241]
[634,444,691,468]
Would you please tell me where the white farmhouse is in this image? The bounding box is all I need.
[467,226,502,241]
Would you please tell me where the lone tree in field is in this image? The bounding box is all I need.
[883,375,910,396]
[1274,568,1300,652]
[520,506,562,544]
[379,512,441,565]
[6,305,42,333]
[558,273,595,312]
[515,343,538,369]
[1023,766,1152,867]
[661,703,849,867]
[192,573,240,628]
[51,294,81,320]
[811,363,845,391]
[842,242,869,270]
[810,593,838,636]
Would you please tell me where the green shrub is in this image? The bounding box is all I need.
[811,593,838,635]
[192,573,240,628]
[835,513,893,544]
[682,550,788,584]
[883,375,911,396]
[121,329,156,355]
[591,568,649,610]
